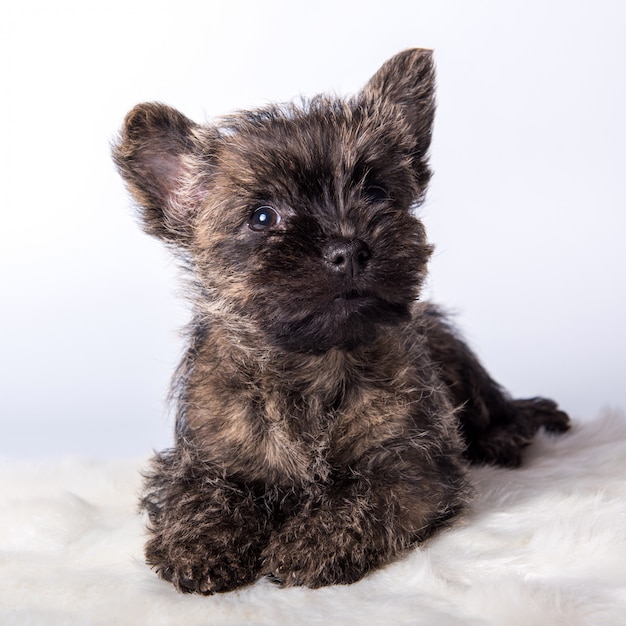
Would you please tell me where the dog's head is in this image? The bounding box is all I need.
[114,49,436,353]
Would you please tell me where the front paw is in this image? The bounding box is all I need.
[146,534,261,595]
[262,510,382,588]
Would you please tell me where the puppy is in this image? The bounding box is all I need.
[113,49,569,594]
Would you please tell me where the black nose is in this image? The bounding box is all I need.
[323,238,371,278]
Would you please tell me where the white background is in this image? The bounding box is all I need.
[2,0,624,458]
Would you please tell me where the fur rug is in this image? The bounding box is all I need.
[1,411,625,625]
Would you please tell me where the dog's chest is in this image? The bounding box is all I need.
[256,373,416,484]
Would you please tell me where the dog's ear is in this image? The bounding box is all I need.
[359,49,436,185]
[113,103,216,245]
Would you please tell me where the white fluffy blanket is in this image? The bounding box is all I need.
[2,412,626,625]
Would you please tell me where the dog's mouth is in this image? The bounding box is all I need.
[334,289,380,311]
[262,287,412,354]
[340,289,376,301]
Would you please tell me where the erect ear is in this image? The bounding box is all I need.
[112,102,216,245]
[359,49,436,186]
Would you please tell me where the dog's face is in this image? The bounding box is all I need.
[114,49,436,353]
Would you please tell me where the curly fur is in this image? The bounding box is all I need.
[113,49,569,594]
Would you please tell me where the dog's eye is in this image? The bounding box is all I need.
[249,206,281,231]
[363,183,389,204]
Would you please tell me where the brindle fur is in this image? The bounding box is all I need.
[113,49,569,594]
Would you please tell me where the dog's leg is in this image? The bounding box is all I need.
[141,447,272,594]
[421,305,570,467]
[261,443,468,588]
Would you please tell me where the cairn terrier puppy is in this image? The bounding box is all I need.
[113,49,569,594]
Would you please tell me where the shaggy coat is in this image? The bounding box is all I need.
[113,49,569,593]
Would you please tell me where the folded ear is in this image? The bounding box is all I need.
[359,49,436,186]
[112,102,216,245]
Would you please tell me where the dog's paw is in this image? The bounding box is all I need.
[155,559,255,595]
[141,459,274,595]
[465,396,571,467]
[510,396,571,434]
[261,509,379,588]
[146,536,262,595]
